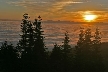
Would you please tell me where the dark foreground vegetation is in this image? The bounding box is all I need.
[0,14,106,72]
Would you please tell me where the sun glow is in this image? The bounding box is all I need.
[83,11,98,22]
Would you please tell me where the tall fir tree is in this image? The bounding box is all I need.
[75,28,93,72]
[91,28,105,72]
[32,16,46,57]
[49,43,63,72]
[16,14,48,72]
[75,27,85,72]
[17,13,34,72]
[17,13,33,58]
[61,32,73,72]
[50,32,74,72]
[62,31,71,56]
[32,16,48,72]
[75,28,105,72]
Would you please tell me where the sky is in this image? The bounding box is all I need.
[0,0,108,22]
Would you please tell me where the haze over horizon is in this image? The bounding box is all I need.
[0,0,108,22]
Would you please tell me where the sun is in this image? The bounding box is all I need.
[84,15,97,21]
[83,11,98,22]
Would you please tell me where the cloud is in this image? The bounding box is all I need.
[7,0,84,12]
[6,0,85,20]
[6,0,108,22]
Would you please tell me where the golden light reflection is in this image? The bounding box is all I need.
[83,11,98,22]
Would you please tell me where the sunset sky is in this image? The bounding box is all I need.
[0,0,108,22]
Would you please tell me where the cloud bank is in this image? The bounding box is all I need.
[6,0,108,21]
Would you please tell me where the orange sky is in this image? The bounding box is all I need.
[0,0,108,22]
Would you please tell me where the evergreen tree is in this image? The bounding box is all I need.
[49,43,63,72]
[75,27,85,72]
[75,28,93,72]
[50,32,74,72]
[17,13,33,58]
[75,28,105,72]
[32,16,46,57]
[17,13,34,72]
[62,31,71,56]
[0,41,17,72]
[16,14,48,72]
[32,16,48,72]
[91,28,105,72]
[61,32,73,72]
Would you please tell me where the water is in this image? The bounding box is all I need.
[0,21,108,50]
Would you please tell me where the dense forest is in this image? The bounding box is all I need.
[0,14,106,72]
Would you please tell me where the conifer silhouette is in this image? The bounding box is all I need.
[32,16,48,72]
[17,13,33,58]
[0,13,105,72]
[16,13,33,72]
[75,28,105,72]
[61,32,73,72]
[0,41,17,72]
[50,43,63,72]
[91,28,105,72]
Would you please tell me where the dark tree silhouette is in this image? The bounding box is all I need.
[75,28,105,72]
[17,13,33,58]
[16,14,48,72]
[16,13,34,72]
[75,28,87,72]
[49,43,63,72]
[0,41,17,72]
[61,32,73,72]
[91,28,105,72]
[49,32,75,72]
[32,16,46,57]
[31,16,48,72]
[76,28,95,72]
[0,13,105,72]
